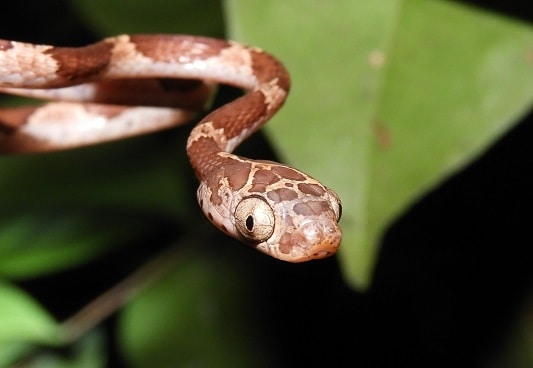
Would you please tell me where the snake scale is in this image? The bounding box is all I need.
[0,34,342,262]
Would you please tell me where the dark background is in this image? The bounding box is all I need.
[1,1,532,367]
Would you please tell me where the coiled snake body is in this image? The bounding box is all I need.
[0,34,342,262]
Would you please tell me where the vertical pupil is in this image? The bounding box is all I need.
[246,215,254,231]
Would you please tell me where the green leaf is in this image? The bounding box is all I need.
[0,280,61,344]
[4,0,532,293]
[0,342,32,367]
[118,249,270,368]
[0,209,170,279]
[225,0,533,288]
[0,330,107,368]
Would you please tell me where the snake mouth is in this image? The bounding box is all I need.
[311,250,335,259]
[309,241,339,259]
[285,245,338,262]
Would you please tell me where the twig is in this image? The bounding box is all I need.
[60,243,183,343]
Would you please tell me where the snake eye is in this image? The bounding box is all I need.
[326,188,342,222]
[234,196,275,243]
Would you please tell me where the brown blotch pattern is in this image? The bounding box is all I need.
[199,153,247,205]
[284,214,294,227]
[293,201,331,216]
[207,178,223,206]
[271,166,306,181]
[297,183,325,197]
[255,169,280,184]
[249,168,280,193]
[46,41,114,84]
[226,162,252,191]
[267,188,298,203]
[278,232,293,254]
[130,35,229,63]
[205,170,228,206]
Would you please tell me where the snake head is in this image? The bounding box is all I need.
[197,159,342,262]
[235,186,342,262]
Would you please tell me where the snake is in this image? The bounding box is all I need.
[0,34,342,262]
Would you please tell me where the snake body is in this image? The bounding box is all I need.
[0,34,342,262]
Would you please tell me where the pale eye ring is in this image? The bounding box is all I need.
[326,187,342,222]
[234,196,275,243]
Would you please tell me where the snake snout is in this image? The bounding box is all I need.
[299,218,341,259]
[271,217,341,262]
